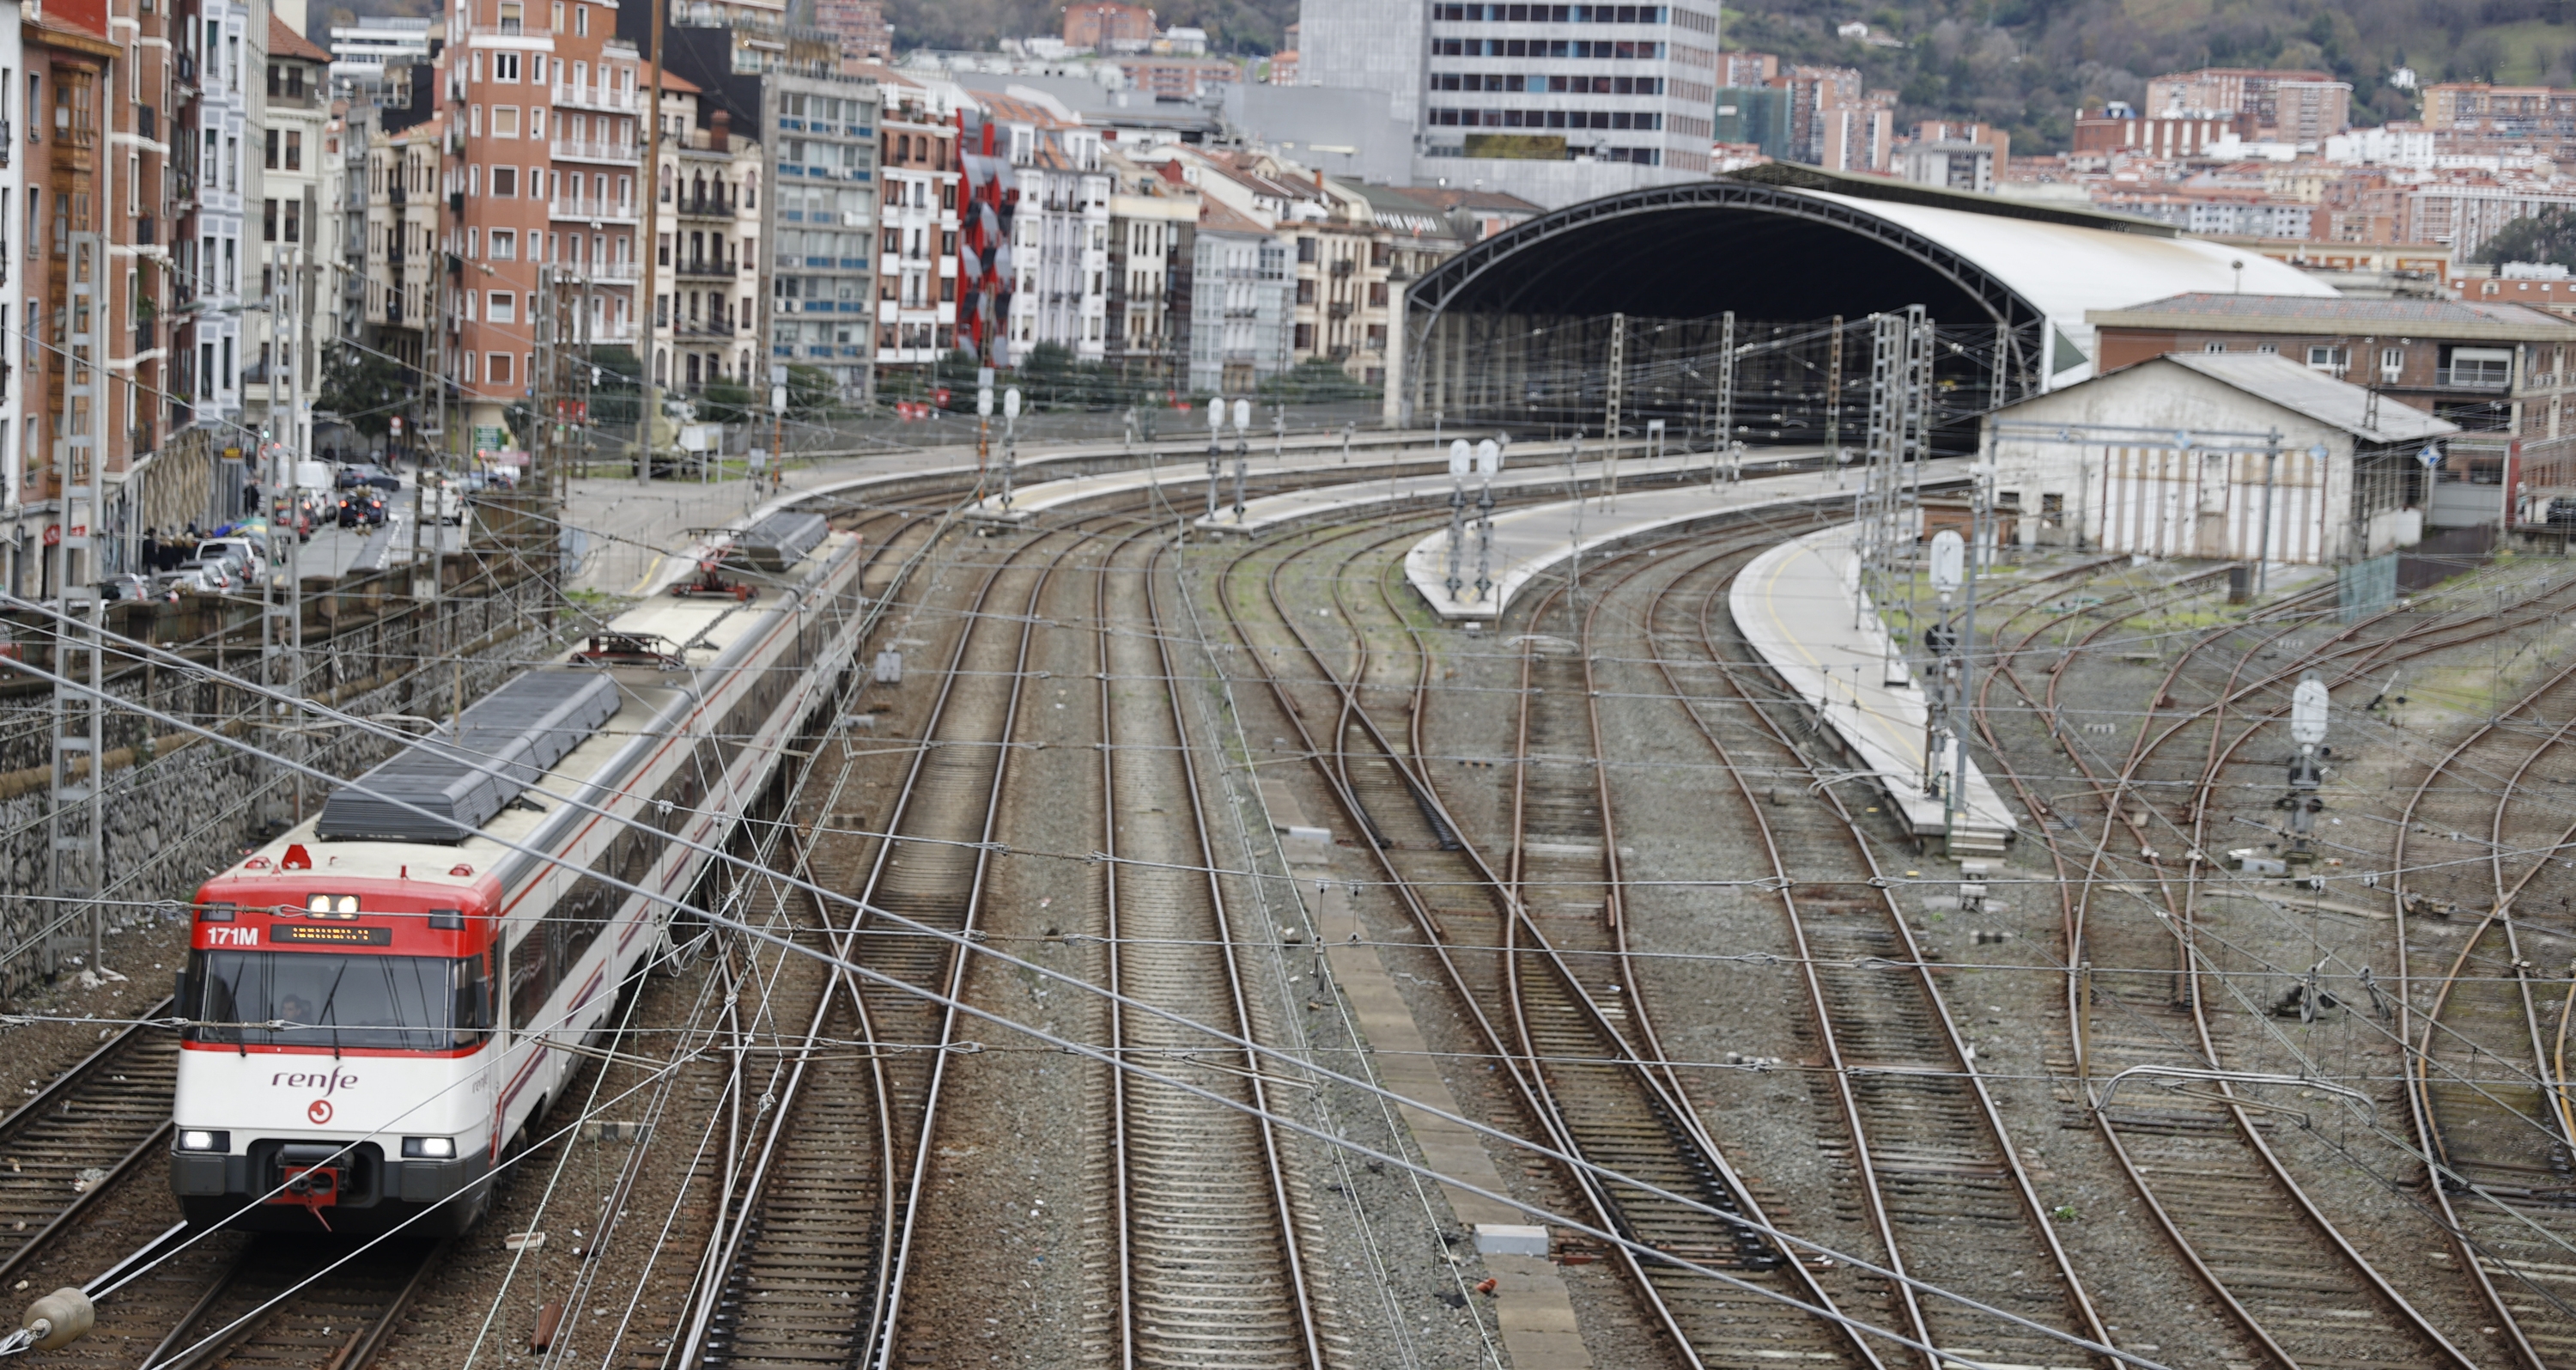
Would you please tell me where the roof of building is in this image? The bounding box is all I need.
[652,68,703,94]
[1413,172,2336,390]
[2090,292,2576,337]
[1401,186,1546,216]
[2129,352,2458,444]
[978,92,1073,130]
[270,15,333,63]
[1198,198,1269,235]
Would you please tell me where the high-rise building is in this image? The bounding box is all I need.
[1405,1,1718,206]
[1297,0,1428,125]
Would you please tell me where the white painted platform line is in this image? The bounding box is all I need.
[1403,459,1967,623]
[1194,448,1826,537]
[1730,523,2017,849]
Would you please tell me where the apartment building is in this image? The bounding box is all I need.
[1188,198,1288,394]
[815,0,890,71]
[326,15,431,99]
[979,96,1110,362]
[441,0,647,441]
[866,66,961,372]
[1104,153,1196,384]
[175,0,258,441]
[244,17,336,449]
[360,110,446,376]
[2145,66,2350,140]
[649,94,763,393]
[763,72,880,404]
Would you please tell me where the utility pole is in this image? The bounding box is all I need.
[1824,313,1844,459]
[638,0,668,489]
[285,246,307,821]
[1713,310,1735,487]
[1603,311,1625,507]
[2256,429,2281,594]
[49,230,106,974]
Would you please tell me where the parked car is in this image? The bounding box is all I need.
[163,559,234,594]
[97,573,168,603]
[196,536,268,580]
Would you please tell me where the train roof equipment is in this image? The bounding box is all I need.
[313,670,620,843]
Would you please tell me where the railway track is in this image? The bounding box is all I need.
[0,999,179,1287]
[2393,655,2576,1367]
[683,519,1099,1368]
[1606,539,2110,1367]
[1096,527,1333,1367]
[1216,513,1885,1368]
[1962,557,2572,1366]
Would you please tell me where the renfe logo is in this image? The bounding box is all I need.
[308,1099,334,1124]
[274,1069,361,1095]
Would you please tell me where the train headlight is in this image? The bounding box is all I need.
[178,1129,229,1152]
[400,1136,456,1160]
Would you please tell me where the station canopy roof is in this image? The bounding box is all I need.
[1406,162,2336,387]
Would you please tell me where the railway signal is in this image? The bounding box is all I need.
[2284,673,2329,868]
[1206,400,1224,520]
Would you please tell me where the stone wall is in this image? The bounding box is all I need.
[0,570,557,1002]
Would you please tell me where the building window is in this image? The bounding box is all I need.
[490,228,518,259]
[2380,347,2403,382]
[488,291,516,323]
[493,106,520,137]
[2256,343,2278,355]
[488,350,513,382]
[494,52,521,82]
[2306,344,2348,374]
[497,1,524,33]
[1294,323,1315,350]
[264,128,279,169]
[261,198,276,241]
[2202,340,2226,352]
[285,130,301,170]
[492,166,517,196]
[575,3,588,34]
[283,199,299,242]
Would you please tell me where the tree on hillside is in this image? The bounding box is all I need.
[2476,209,2576,270]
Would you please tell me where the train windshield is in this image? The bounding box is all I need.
[183,951,494,1051]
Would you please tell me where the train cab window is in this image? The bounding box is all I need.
[183,950,491,1050]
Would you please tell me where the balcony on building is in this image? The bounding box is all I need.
[550,195,640,224]
[676,255,740,279]
[553,82,641,113]
[551,137,641,164]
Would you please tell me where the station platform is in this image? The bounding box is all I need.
[1401,460,1945,622]
[1730,522,2017,853]
[959,447,1463,525]
[1194,447,1820,537]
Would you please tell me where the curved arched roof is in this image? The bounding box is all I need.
[1407,172,2334,387]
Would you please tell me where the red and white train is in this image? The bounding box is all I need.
[171,513,860,1234]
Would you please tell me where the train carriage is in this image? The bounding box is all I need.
[169,515,864,1235]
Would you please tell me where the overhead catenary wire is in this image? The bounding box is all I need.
[0,581,2178,1369]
